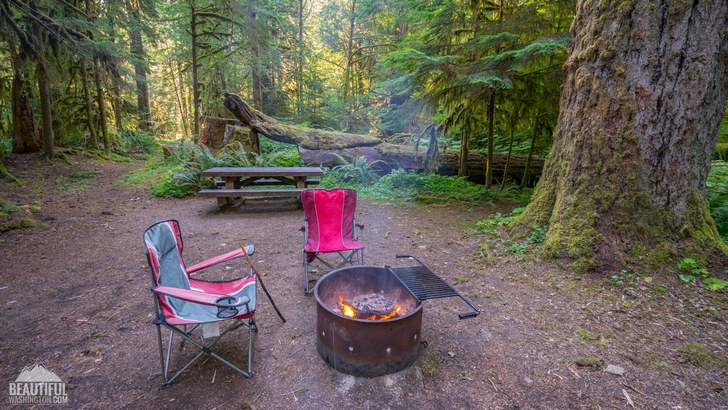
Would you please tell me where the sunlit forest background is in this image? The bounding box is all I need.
[0,0,726,240]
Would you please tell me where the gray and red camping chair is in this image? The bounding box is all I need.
[143,220,284,386]
[302,188,364,294]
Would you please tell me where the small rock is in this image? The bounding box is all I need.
[605,364,625,376]
[624,290,638,298]
[524,376,533,385]
[447,351,455,358]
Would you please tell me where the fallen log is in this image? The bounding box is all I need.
[223,93,381,150]
[222,93,542,185]
[299,144,542,185]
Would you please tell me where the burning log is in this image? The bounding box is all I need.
[338,293,410,320]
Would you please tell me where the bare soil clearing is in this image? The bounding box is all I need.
[0,153,726,409]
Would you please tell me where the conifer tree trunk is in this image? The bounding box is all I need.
[86,0,109,149]
[190,0,200,139]
[518,0,728,271]
[129,1,151,132]
[93,59,110,149]
[30,7,54,159]
[485,91,495,188]
[9,43,41,153]
[80,58,99,149]
[296,0,304,115]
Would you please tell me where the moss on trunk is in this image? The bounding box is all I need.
[516,0,728,273]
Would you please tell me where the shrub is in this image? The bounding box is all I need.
[117,131,159,156]
[707,161,728,242]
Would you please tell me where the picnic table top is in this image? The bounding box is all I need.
[202,167,324,178]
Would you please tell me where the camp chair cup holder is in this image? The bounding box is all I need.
[215,296,249,318]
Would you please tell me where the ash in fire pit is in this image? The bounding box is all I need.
[315,265,423,377]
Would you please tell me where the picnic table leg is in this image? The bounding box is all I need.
[295,177,306,189]
[221,177,240,207]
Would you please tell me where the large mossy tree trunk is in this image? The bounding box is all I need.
[518,0,728,272]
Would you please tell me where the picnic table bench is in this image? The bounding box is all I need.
[199,166,324,209]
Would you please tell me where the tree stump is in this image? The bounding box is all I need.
[223,125,260,154]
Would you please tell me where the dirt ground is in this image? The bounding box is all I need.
[1,153,726,410]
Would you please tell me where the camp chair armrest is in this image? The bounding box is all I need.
[152,286,250,308]
[186,245,255,273]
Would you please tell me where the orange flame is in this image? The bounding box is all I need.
[337,295,407,320]
[379,305,402,320]
[338,296,356,318]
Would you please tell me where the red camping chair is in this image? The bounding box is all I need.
[143,220,285,386]
[301,189,364,294]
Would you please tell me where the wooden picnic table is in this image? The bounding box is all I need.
[199,166,324,208]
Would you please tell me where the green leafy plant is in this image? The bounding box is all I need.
[701,277,728,291]
[0,137,11,154]
[324,156,385,186]
[610,269,636,287]
[116,130,159,157]
[677,258,709,283]
[528,224,547,244]
[477,207,526,232]
[676,258,726,291]
[506,242,528,255]
[707,160,728,242]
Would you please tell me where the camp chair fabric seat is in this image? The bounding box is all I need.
[303,188,364,253]
[142,219,282,386]
[301,189,365,294]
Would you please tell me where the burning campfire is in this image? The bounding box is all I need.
[337,294,408,320]
[315,259,479,378]
[315,265,424,377]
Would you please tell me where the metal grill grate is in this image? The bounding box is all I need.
[387,255,480,319]
[389,266,460,301]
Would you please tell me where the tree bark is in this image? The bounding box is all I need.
[9,43,41,153]
[129,2,151,132]
[30,6,54,159]
[80,58,99,149]
[190,0,200,139]
[518,0,728,272]
[36,60,54,159]
[296,0,305,115]
[170,60,189,139]
[485,91,495,188]
[86,0,109,149]
[93,59,110,149]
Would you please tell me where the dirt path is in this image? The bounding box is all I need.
[0,153,726,409]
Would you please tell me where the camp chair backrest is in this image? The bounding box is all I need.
[302,189,357,250]
[143,220,190,313]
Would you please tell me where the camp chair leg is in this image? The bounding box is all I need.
[156,325,167,383]
[156,319,255,386]
[303,250,311,295]
[165,330,174,376]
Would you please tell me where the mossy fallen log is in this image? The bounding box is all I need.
[299,144,542,185]
[223,93,381,150]
[223,93,542,185]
